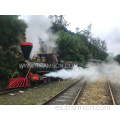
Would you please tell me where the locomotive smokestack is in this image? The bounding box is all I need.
[20,42,33,60]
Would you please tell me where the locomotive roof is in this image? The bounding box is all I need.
[37,53,58,56]
[89,59,103,63]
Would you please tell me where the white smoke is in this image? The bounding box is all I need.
[45,65,101,81]
[22,15,58,59]
[45,60,120,83]
[101,61,120,83]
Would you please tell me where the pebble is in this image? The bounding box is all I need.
[81,101,87,104]
[19,91,24,93]
[10,93,15,96]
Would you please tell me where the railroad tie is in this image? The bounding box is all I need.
[60,96,73,98]
[56,99,67,102]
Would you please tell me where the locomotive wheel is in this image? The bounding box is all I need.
[48,78,51,82]
[28,81,31,87]
[27,77,31,87]
[35,81,38,85]
[44,79,47,83]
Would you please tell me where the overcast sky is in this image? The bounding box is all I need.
[1,0,120,56]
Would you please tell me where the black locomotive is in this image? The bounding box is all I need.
[7,42,73,89]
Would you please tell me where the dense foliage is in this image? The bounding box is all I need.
[0,15,27,81]
[56,30,90,65]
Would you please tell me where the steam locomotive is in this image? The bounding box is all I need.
[7,42,73,89]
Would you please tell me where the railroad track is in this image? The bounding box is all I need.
[41,80,86,105]
[107,81,116,105]
[0,88,23,95]
[0,83,39,95]
[0,80,67,95]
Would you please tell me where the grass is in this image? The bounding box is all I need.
[0,80,76,105]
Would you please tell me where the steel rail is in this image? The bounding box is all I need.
[107,81,116,105]
[0,88,22,95]
[71,82,86,105]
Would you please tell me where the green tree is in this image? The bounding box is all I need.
[49,15,70,33]
[56,30,90,65]
[78,24,108,60]
[80,24,92,38]
[0,15,27,82]
[114,54,120,63]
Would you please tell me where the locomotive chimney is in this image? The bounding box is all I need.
[20,42,33,60]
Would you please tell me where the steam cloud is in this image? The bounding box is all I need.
[23,15,58,59]
[45,60,120,83]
